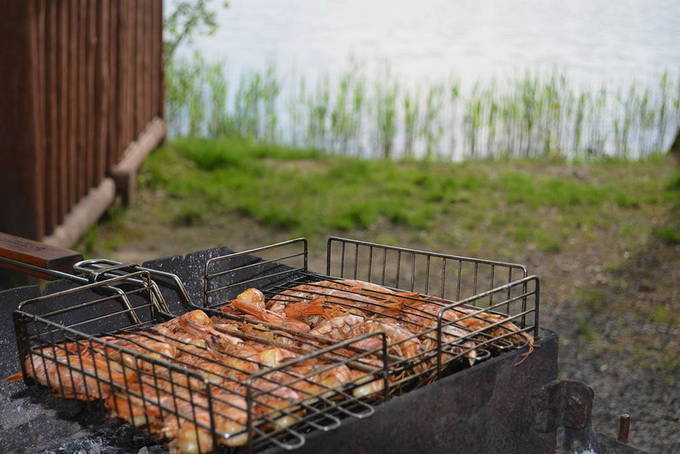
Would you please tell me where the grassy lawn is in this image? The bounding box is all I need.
[86,136,674,259]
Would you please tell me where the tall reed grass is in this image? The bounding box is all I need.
[166,53,680,160]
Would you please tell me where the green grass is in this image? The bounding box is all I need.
[577,316,600,343]
[139,136,674,257]
[577,288,609,312]
[653,226,680,244]
[652,170,680,244]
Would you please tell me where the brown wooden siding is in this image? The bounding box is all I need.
[0,0,164,241]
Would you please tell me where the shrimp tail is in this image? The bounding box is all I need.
[513,336,535,366]
[5,371,23,382]
[283,299,326,319]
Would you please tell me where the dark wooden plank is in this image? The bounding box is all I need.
[84,0,91,190]
[57,0,70,225]
[140,0,148,129]
[131,1,140,140]
[145,0,153,127]
[96,0,110,181]
[108,0,119,169]
[83,0,91,192]
[0,232,83,279]
[76,0,86,201]
[135,0,149,135]
[34,0,47,238]
[87,0,97,189]
[50,1,59,231]
[117,0,126,157]
[153,0,161,119]
[157,0,165,120]
[43,0,51,233]
[150,0,158,119]
[80,0,88,198]
[44,0,58,235]
[109,1,121,170]
[118,0,130,163]
[128,0,135,148]
[0,0,44,239]
[135,0,141,134]
[68,0,79,209]
[72,0,79,201]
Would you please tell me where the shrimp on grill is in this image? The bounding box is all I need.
[382,287,533,359]
[246,361,357,431]
[308,314,421,396]
[105,381,170,428]
[452,306,534,364]
[249,374,302,431]
[274,279,533,365]
[377,293,480,366]
[310,314,422,365]
[283,298,328,327]
[167,388,248,453]
[154,309,245,349]
[9,276,537,454]
[98,333,177,372]
[310,314,366,339]
[348,318,424,368]
[223,288,312,332]
[269,362,354,402]
[269,280,401,317]
[20,345,135,400]
[271,281,442,340]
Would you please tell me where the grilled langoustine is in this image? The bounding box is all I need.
[7,277,533,454]
[257,278,533,367]
[8,304,381,454]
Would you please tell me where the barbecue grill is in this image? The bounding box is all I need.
[0,235,645,454]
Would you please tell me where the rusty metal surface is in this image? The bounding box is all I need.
[534,380,594,433]
[618,414,631,444]
[534,381,648,454]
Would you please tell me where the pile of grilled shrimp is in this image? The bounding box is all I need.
[12,279,533,454]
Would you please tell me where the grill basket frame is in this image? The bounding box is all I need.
[12,237,540,453]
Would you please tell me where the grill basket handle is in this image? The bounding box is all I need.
[0,231,83,279]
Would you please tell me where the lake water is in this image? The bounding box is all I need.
[174,0,680,158]
[188,0,680,89]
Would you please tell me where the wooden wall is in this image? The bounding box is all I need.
[0,0,164,243]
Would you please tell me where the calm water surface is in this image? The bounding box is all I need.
[187,0,680,88]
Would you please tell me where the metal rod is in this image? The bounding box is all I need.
[618,414,630,444]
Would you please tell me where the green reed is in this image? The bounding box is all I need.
[166,53,680,161]
[374,67,399,159]
[402,88,420,159]
[206,62,230,137]
[447,79,461,159]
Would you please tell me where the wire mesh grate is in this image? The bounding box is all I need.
[13,237,539,453]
